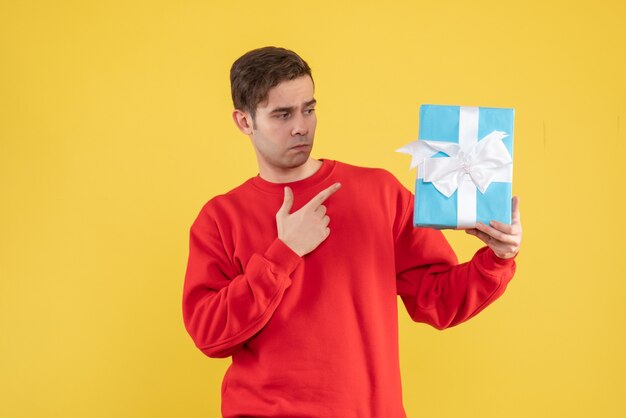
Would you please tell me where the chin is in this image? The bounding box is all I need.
[283,153,311,169]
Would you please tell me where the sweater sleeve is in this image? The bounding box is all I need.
[393,186,516,330]
[182,206,302,358]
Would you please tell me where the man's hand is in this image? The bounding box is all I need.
[276,183,342,257]
[465,196,522,259]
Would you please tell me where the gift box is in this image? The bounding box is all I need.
[397,105,515,229]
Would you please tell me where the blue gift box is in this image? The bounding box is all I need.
[400,104,515,230]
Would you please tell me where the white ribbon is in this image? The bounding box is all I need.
[396,106,513,228]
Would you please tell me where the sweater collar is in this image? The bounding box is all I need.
[250,159,336,194]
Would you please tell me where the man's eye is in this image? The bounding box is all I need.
[305,108,316,114]
[277,113,290,119]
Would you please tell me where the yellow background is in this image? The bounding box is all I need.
[1,0,625,417]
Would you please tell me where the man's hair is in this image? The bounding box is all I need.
[230,46,313,120]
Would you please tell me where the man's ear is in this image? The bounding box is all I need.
[232,109,254,135]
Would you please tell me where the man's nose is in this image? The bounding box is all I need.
[291,113,308,136]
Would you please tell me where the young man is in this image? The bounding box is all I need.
[182,46,522,418]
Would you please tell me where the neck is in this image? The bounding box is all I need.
[258,158,323,183]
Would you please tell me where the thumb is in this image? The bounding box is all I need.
[277,186,294,217]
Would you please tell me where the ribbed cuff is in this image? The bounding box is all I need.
[263,238,302,276]
[478,246,517,272]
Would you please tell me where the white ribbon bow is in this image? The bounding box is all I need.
[397,130,512,197]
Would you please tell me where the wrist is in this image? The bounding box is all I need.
[494,250,517,260]
[278,237,305,257]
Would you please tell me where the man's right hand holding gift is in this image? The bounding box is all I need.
[465,196,522,259]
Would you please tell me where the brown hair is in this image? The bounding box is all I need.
[230,46,313,120]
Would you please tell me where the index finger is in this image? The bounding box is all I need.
[304,183,342,209]
[511,196,521,224]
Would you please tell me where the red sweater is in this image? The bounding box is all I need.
[182,159,516,418]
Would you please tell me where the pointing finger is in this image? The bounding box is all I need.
[305,183,342,210]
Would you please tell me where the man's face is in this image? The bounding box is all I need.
[248,75,317,172]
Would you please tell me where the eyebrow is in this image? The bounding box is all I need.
[269,99,317,114]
